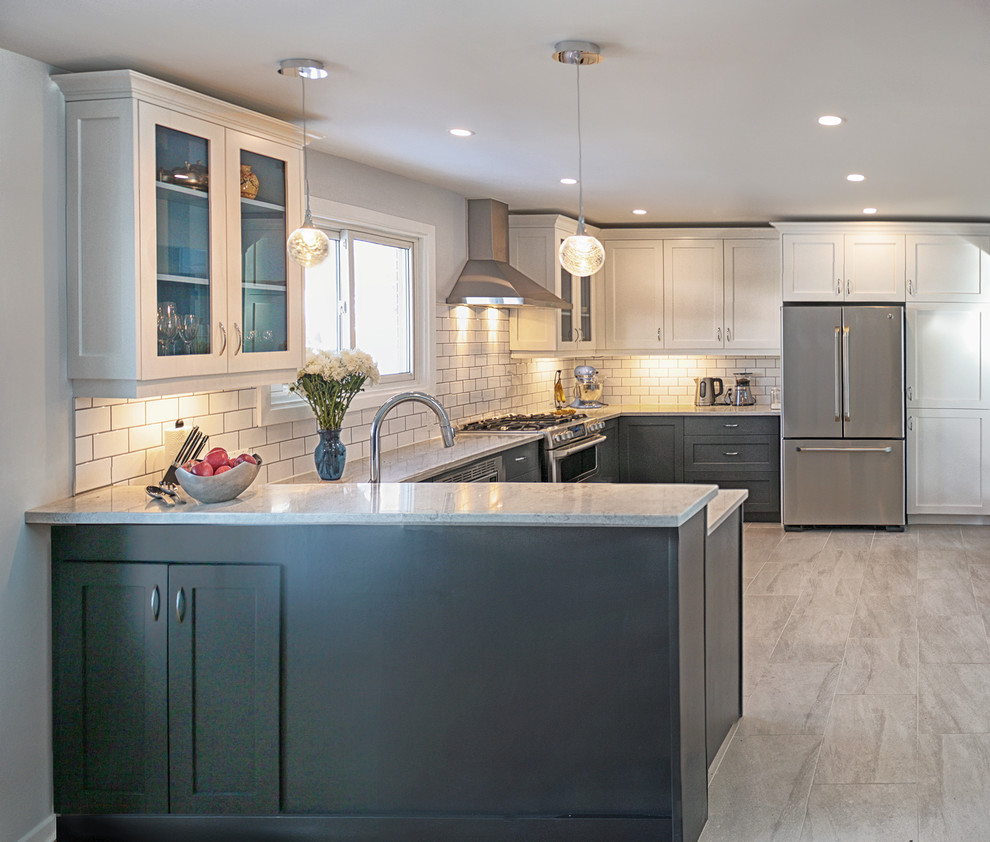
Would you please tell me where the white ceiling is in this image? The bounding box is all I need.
[3,0,989,226]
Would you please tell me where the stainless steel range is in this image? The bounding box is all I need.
[458,413,607,483]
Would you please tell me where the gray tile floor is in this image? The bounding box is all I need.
[700,523,990,842]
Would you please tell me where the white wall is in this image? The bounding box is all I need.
[305,151,468,296]
[0,48,72,842]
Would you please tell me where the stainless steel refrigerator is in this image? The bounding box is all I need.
[781,304,905,528]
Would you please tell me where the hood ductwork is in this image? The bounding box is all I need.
[446,199,572,309]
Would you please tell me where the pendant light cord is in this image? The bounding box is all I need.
[300,74,312,223]
[574,58,586,235]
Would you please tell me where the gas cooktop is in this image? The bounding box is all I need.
[458,412,588,433]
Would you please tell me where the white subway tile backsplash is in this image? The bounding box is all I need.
[110,402,146,430]
[72,302,779,492]
[178,394,211,417]
[92,429,130,460]
[76,406,111,437]
[145,397,180,425]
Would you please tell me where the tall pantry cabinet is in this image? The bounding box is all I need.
[54,70,304,397]
[904,232,990,516]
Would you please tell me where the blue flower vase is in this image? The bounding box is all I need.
[314,428,346,480]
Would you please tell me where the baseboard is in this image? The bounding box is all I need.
[907,514,990,525]
[17,815,56,842]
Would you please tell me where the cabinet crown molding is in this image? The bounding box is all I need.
[772,221,990,236]
[53,69,301,148]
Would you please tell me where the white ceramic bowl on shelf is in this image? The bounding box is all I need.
[175,456,262,503]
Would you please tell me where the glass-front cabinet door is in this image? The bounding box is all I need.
[558,237,593,351]
[139,104,227,379]
[226,131,303,374]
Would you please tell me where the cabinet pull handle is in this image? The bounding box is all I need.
[723,423,739,428]
[908,416,914,431]
[908,279,914,296]
[907,385,913,401]
[846,279,852,296]
[726,326,732,342]
[218,322,227,355]
[716,327,722,342]
[514,456,527,462]
[176,587,186,623]
[836,279,841,296]
[151,586,160,621]
[657,328,662,342]
[723,451,740,456]
[234,323,243,355]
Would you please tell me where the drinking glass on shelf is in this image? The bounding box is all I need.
[157,302,178,355]
[180,313,201,354]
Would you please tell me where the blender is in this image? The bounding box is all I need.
[570,365,606,408]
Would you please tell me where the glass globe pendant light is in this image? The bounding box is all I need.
[279,59,331,268]
[554,41,605,277]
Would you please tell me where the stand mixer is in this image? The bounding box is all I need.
[570,365,606,408]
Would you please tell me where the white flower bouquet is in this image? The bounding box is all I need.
[290,348,381,430]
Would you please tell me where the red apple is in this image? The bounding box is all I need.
[204,447,229,470]
[181,460,194,471]
[233,453,257,466]
[214,464,232,474]
[227,458,237,467]
[189,460,214,476]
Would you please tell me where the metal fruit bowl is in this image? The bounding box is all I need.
[175,457,262,503]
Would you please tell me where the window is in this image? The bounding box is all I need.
[258,198,436,426]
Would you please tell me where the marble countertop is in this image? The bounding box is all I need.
[587,402,780,419]
[707,489,748,534]
[26,482,719,528]
[283,432,542,485]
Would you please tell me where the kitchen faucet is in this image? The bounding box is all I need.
[369,392,456,483]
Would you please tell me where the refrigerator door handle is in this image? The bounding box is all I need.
[833,326,842,421]
[842,326,851,422]
[796,446,894,453]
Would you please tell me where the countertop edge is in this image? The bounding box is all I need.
[706,489,748,535]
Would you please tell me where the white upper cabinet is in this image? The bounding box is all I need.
[778,226,905,302]
[844,233,906,301]
[906,234,990,301]
[723,239,781,351]
[55,70,303,398]
[508,215,600,354]
[601,230,780,354]
[602,239,664,351]
[663,240,723,350]
[906,303,990,409]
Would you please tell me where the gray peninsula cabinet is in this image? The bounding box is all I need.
[41,482,720,842]
[52,557,280,815]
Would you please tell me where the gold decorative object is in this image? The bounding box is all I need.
[240,164,260,199]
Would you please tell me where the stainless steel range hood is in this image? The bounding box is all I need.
[446,199,572,309]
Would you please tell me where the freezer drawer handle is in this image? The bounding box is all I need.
[795,446,893,453]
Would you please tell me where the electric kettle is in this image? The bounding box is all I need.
[695,377,723,406]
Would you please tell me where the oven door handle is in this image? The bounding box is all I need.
[549,434,608,460]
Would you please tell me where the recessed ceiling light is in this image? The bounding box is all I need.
[449,128,474,137]
[560,177,578,185]
[818,115,844,126]
[846,173,866,182]
[632,209,647,215]
[863,207,878,214]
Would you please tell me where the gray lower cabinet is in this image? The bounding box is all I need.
[590,419,620,483]
[619,417,684,483]
[502,440,542,482]
[682,416,781,522]
[705,507,743,767]
[53,560,280,815]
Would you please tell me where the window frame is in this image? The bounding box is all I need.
[256,197,436,427]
